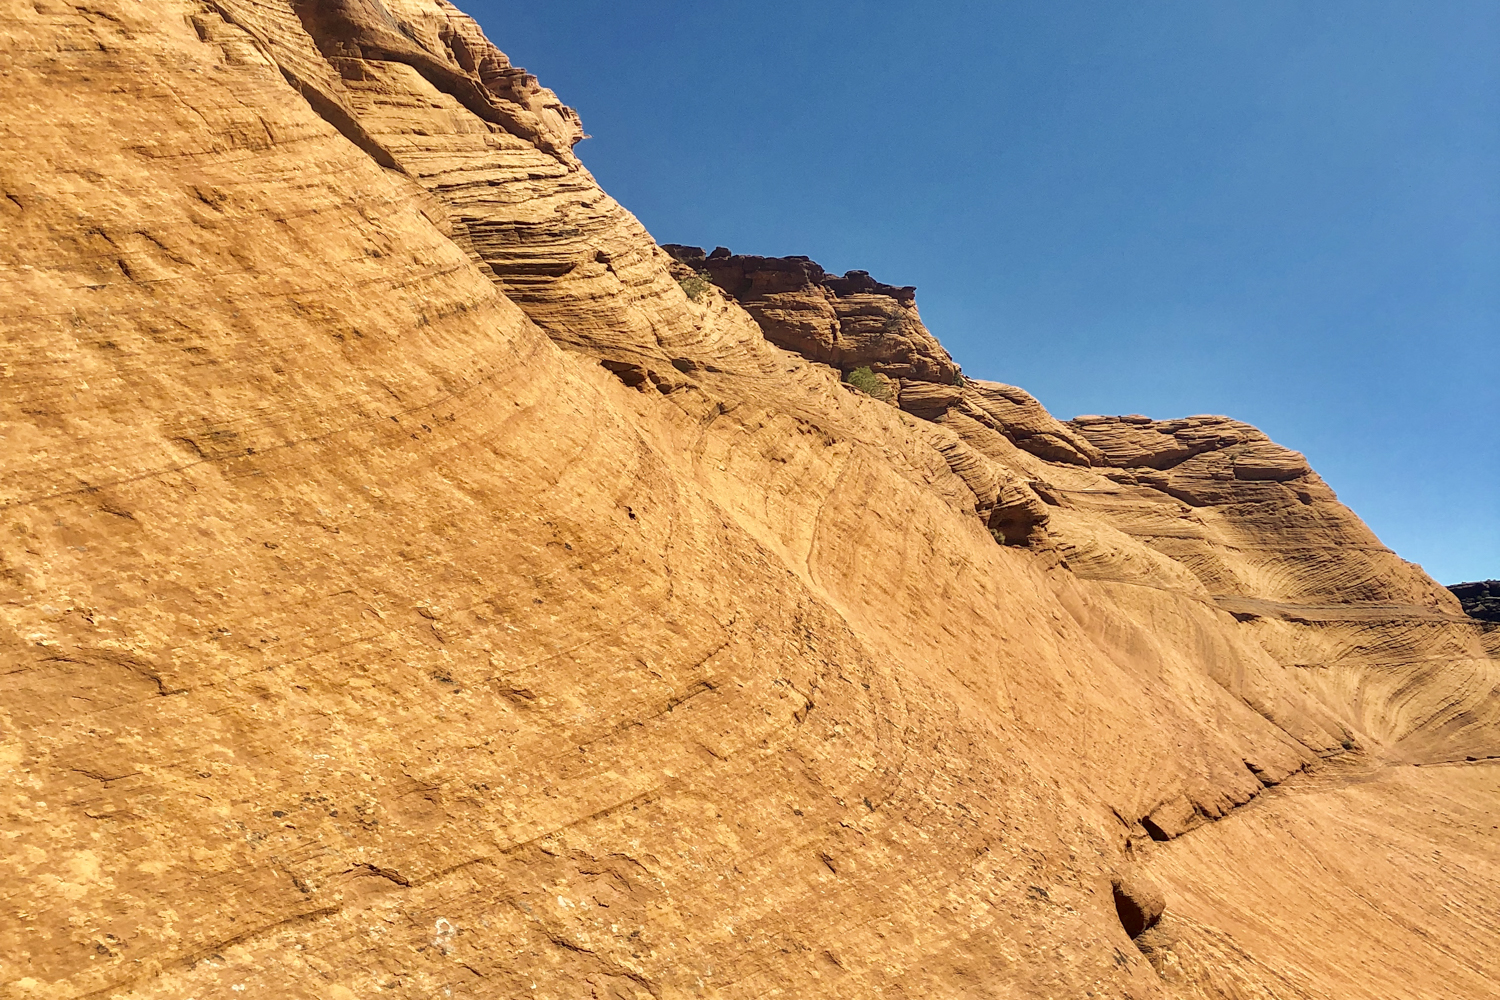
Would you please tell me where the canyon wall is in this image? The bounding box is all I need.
[1,1,1495,998]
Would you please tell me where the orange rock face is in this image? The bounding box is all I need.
[1,2,1496,998]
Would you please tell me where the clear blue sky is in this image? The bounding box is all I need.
[471,1,1498,585]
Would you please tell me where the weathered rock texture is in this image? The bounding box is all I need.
[662,245,957,386]
[1,2,1496,998]
[1449,580,1500,623]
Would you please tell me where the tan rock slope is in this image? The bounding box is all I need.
[1,2,1495,997]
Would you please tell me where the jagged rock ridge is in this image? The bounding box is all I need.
[662,244,958,385]
[1,2,1497,998]
[1449,580,1500,623]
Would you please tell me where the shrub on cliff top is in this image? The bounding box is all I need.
[678,273,713,302]
[845,366,893,402]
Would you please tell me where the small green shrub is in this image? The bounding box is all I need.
[845,366,893,402]
[678,273,713,302]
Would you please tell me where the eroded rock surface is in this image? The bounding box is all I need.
[1111,870,1167,939]
[663,244,959,386]
[1,2,1496,998]
[1450,580,1500,623]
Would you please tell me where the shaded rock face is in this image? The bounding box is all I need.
[663,244,958,384]
[1449,580,1500,623]
[1111,871,1167,939]
[1,3,1498,999]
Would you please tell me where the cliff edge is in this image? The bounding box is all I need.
[1450,580,1500,624]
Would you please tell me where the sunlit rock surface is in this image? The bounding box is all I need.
[1,1,1496,997]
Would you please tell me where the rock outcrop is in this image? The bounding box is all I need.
[1,3,1496,999]
[1111,870,1167,939]
[1450,580,1500,623]
[663,244,959,385]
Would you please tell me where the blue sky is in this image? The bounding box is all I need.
[471,1,1499,585]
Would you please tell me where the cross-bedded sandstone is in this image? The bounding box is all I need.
[0,2,1495,998]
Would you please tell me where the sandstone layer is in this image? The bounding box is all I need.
[1,2,1496,999]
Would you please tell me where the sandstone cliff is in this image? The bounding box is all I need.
[1,2,1496,998]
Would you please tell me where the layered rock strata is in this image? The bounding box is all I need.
[662,244,956,385]
[1449,580,1500,623]
[1,2,1496,999]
